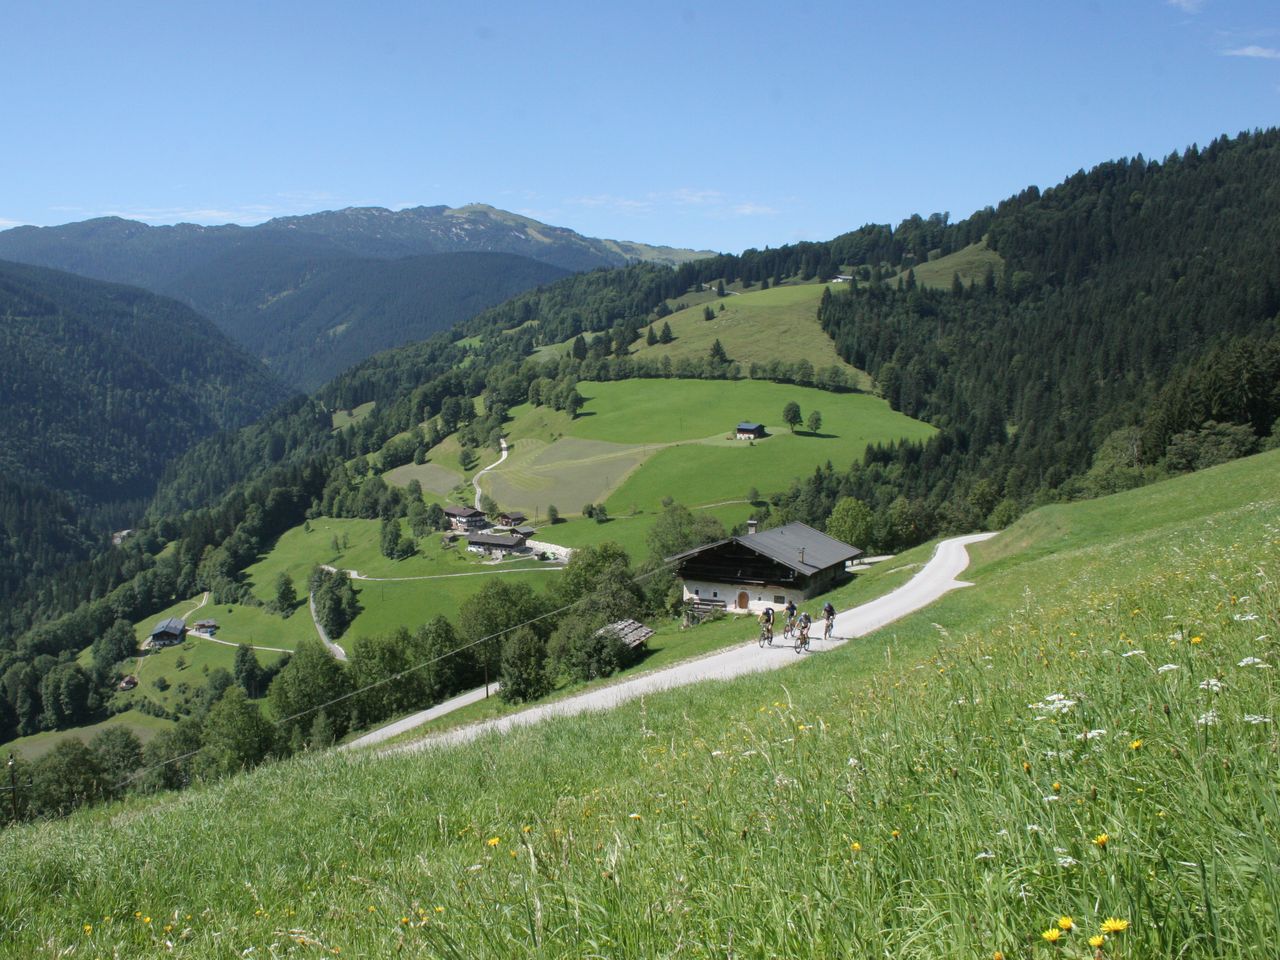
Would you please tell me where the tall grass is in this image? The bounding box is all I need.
[1,455,1276,958]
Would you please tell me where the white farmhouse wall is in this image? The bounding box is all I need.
[682,579,806,614]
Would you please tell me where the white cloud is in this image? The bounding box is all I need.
[1223,44,1280,59]
[732,202,779,216]
[0,217,29,229]
[1167,0,1204,12]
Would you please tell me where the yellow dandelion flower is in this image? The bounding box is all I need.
[1100,917,1129,934]
[134,912,141,919]
[1130,738,1143,750]
[367,905,377,913]
[1089,934,1106,948]
[1190,635,1203,644]
[434,906,445,913]
[1052,781,1062,793]
[1093,833,1110,849]
[629,812,642,820]
[163,924,173,933]
[1058,915,1074,931]
[142,916,151,925]
[891,829,901,839]
[850,841,862,852]
[993,952,1005,960]
[521,825,532,833]
[486,836,501,847]
[1042,927,1062,943]
[401,917,410,925]
[83,924,93,935]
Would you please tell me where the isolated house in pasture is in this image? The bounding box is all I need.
[735,422,767,440]
[668,521,861,614]
[497,511,528,527]
[146,617,187,649]
[444,505,487,532]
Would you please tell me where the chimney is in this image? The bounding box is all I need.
[799,547,805,565]
[747,519,758,535]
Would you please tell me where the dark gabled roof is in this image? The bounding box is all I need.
[150,616,186,637]
[444,505,484,518]
[737,422,764,431]
[467,532,525,548]
[514,525,537,537]
[666,521,861,575]
[744,522,862,573]
[500,511,528,523]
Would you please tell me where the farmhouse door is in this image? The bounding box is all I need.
[737,591,749,610]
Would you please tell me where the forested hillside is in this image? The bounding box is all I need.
[6,130,1278,750]
[0,260,291,626]
[0,205,709,388]
[235,251,568,390]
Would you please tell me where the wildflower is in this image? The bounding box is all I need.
[850,841,862,852]
[83,924,92,935]
[1093,833,1110,849]
[1199,678,1223,692]
[1197,710,1219,726]
[1121,649,1144,658]
[1044,795,1061,802]
[1237,656,1270,668]
[1089,934,1106,948]
[1077,729,1107,741]
[142,917,151,925]
[1100,917,1129,934]
[1042,927,1063,943]
[434,906,445,913]
[1190,635,1203,644]
[1052,781,1062,792]
[1129,738,1143,750]
[628,813,642,820]
[522,825,532,833]
[1058,916,1074,931]
[1244,714,1272,725]
[891,829,901,839]
[1157,663,1179,673]
[1056,855,1080,867]
[993,953,1005,960]
[367,905,377,913]
[975,850,996,861]
[1026,824,1042,833]
[1022,761,1032,773]
[1234,612,1259,622]
[485,836,501,847]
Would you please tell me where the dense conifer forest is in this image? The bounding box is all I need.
[0,260,291,628]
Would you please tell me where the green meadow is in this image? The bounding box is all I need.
[631,280,872,388]
[4,453,1275,957]
[887,240,1004,290]
[478,378,935,525]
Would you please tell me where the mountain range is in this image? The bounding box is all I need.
[0,205,715,390]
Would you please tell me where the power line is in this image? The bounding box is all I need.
[110,558,681,794]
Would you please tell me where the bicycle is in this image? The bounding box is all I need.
[758,620,774,647]
[823,615,834,642]
[794,621,811,654]
[783,614,797,640]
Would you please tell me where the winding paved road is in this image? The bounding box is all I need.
[308,590,349,661]
[372,532,996,756]
[473,438,509,509]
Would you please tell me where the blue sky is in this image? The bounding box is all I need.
[2,0,1277,253]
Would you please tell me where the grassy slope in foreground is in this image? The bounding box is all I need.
[2,451,1276,958]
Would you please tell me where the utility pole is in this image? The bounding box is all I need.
[7,753,17,823]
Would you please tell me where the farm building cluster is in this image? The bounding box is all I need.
[443,505,541,559]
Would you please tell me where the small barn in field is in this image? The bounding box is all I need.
[146,617,187,649]
[735,422,767,440]
[668,521,861,614]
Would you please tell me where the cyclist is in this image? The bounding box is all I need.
[796,610,812,651]
[783,598,798,637]
[821,601,836,640]
[758,606,774,645]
